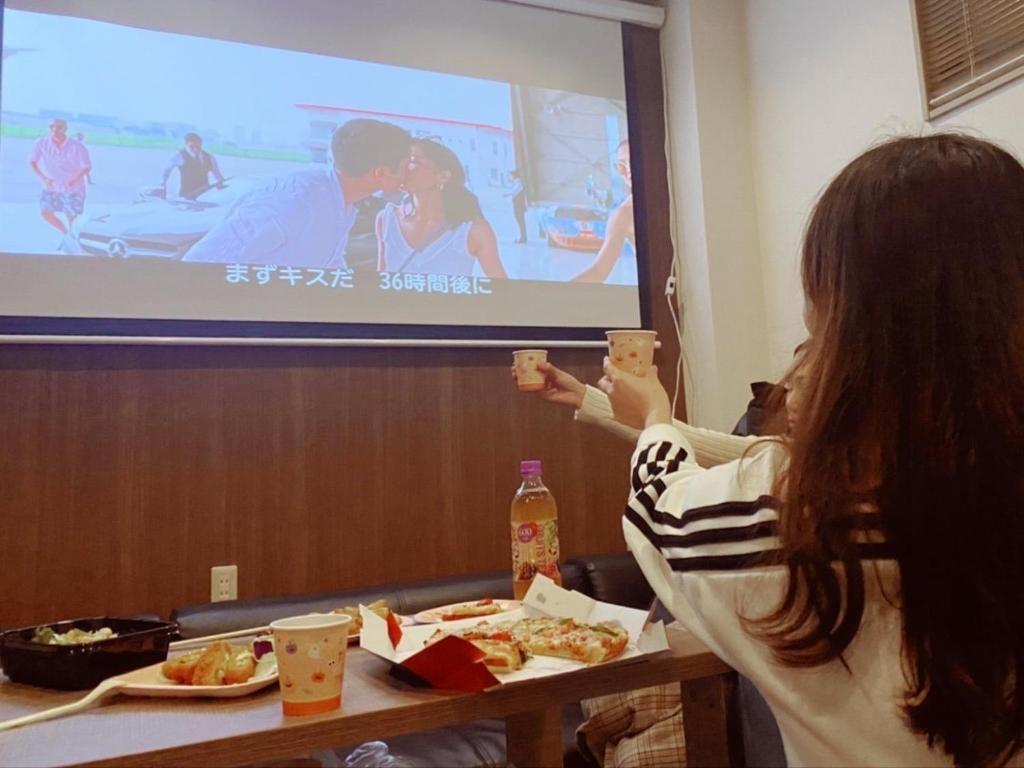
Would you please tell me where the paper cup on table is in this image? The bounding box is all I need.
[513,349,548,392]
[606,330,657,376]
[270,613,351,716]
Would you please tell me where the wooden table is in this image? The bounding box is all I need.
[0,629,734,768]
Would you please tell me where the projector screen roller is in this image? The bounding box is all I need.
[0,0,645,339]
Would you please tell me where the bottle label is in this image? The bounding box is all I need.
[511,519,560,582]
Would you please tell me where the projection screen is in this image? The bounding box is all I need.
[0,0,649,341]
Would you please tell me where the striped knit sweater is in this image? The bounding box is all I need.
[621,423,991,768]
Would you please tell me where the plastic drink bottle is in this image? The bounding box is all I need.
[510,459,562,600]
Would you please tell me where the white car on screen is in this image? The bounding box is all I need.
[77,178,260,260]
[76,175,385,267]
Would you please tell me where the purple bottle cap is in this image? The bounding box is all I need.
[520,459,543,477]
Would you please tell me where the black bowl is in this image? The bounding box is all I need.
[0,617,177,690]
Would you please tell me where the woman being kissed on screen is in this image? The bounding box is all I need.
[376,138,507,279]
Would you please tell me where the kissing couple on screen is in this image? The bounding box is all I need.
[374,137,507,279]
[184,120,507,279]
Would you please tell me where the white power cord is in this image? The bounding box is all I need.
[659,19,688,422]
[664,269,684,418]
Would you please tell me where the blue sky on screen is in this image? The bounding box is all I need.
[0,9,513,141]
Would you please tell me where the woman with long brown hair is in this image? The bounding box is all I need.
[603,134,1024,766]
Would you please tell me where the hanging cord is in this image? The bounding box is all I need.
[658,20,690,421]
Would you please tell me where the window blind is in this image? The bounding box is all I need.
[914,0,1024,117]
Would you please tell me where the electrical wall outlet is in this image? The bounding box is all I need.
[210,565,238,602]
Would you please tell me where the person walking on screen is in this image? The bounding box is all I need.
[505,169,528,244]
[28,118,91,251]
[184,119,410,268]
[162,133,224,199]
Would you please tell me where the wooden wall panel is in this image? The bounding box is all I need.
[0,25,676,629]
[0,346,635,627]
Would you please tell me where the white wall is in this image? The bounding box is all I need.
[747,0,1024,370]
[661,0,769,431]
[662,0,1024,428]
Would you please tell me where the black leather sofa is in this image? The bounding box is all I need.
[172,554,657,641]
[171,552,785,767]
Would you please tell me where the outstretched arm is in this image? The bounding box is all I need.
[469,218,508,279]
[162,152,182,187]
[210,155,225,184]
[511,360,759,467]
[510,360,587,408]
[576,384,757,466]
[572,201,632,284]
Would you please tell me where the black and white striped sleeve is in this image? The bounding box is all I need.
[623,424,782,576]
[621,425,783,672]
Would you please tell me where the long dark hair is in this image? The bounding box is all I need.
[752,134,1024,766]
[411,139,482,227]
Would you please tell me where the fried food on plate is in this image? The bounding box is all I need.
[160,641,257,686]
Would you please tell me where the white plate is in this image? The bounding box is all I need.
[114,652,278,698]
[413,600,521,624]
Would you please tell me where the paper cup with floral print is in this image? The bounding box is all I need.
[513,349,548,392]
[606,330,657,376]
[270,613,351,716]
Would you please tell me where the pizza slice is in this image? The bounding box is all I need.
[426,623,531,674]
[439,598,504,621]
[511,618,629,664]
[469,638,530,673]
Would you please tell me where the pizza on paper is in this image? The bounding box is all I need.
[359,575,670,692]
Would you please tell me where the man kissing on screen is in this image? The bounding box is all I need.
[184,119,410,268]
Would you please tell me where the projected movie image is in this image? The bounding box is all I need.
[0,5,641,330]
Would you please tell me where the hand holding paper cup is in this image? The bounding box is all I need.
[606,330,657,376]
[271,613,351,716]
[513,349,548,392]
